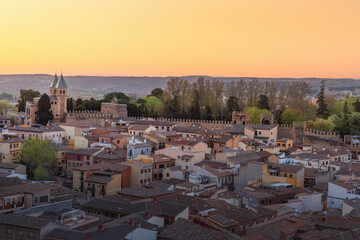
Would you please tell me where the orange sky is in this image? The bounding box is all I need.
[0,0,359,78]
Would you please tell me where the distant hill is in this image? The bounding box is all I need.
[0,74,358,99]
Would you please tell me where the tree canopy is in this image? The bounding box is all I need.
[281,108,303,125]
[244,107,271,124]
[18,89,40,112]
[0,100,16,115]
[19,138,56,180]
[37,94,54,125]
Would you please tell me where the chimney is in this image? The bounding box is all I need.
[145,211,151,218]
[154,197,158,203]
[97,225,105,232]
[130,219,135,226]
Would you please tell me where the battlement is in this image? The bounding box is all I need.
[66,110,113,119]
[304,128,340,139]
[127,116,232,125]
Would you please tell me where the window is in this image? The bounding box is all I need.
[18,230,23,236]
[28,231,34,238]
[289,174,293,178]
[77,155,81,161]
[284,173,287,177]
[167,173,169,177]
[6,228,12,234]
[154,174,157,178]
[140,179,143,184]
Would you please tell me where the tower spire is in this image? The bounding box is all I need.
[50,73,59,88]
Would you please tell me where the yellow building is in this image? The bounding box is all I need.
[123,155,153,187]
[0,138,24,163]
[262,163,304,188]
[84,172,122,198]
[245,144,280,154]
[72,163,131,198]
[244,125,278,146]
[277,138,293,152]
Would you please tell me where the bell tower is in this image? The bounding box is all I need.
[50,73,68,122]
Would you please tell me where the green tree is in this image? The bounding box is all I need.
[257,95,270,110]
[75,98,83,107]
[189,89,201,120]
[245,107,271,123]
[306,118,335,132]
[205,105,212,120]
[103,92,130,104]
[37,94,54,125]
[136,98,148,117]
[164,93,180,119]
[67,98,74,111]
[19,138,56,180]
[281,108,303,124]
[227,96,240,113]
[350,112,360,134]
[18,89,40,112]
[353,99,360,112]
[150,88,164,100]
[342,100,351,136]
[143,96,163,117]
[0,100,16,115]
[316,80,329,119]
[127,101,140,117]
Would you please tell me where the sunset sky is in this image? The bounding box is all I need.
[0,0,359,78]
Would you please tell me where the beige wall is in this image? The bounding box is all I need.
[74,136,89,148]
[123,160,153,187]
[106,174,122,195]
[155,148,206,170]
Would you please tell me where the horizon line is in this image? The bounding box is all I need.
[0,73,359,80]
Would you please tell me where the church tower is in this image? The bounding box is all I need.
[49,73,68,122]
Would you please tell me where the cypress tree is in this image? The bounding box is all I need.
[257,95,270,110]
[37,94,54,125]
[353,99,360,112]
[189,89,201,120]
[316,80,329,119]
[67,98,73,111]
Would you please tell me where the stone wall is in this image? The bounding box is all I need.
[127,116,232,130]
[65,110,112,126]
[303,128,342,149]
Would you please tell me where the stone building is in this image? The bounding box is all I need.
[21,74,128,126]
[25,73,68,124]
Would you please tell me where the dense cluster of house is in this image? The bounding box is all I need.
[2,105,360,239]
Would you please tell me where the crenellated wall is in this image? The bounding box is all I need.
[127,116,233,129]
[65,110,113,126]
[303,128,342,148]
